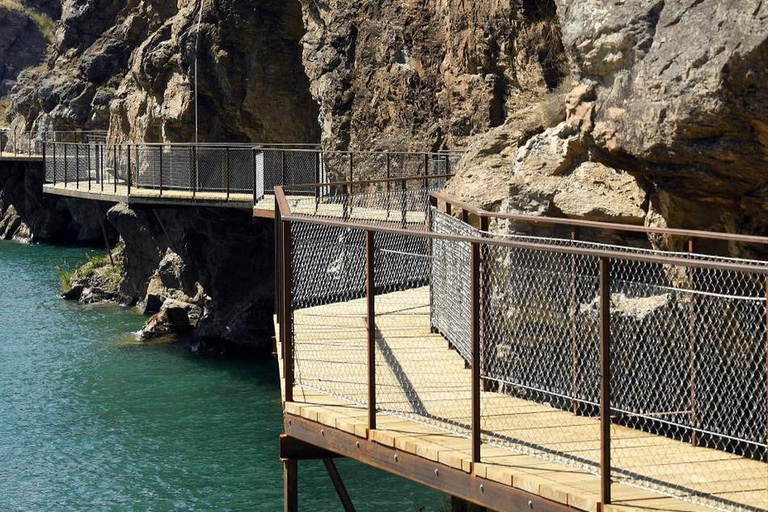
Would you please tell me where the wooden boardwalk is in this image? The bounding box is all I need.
[277,287,768,512]
[43,182,255,209]
[0,152,43,162]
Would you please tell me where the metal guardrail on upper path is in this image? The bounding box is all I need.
[0,129,106,157]
[274,179,768,512]
[42,141,462,206]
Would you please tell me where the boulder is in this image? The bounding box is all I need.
[141,307,193,340]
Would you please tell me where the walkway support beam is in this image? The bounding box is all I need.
[323,458,357,512]
[283,459,298,512]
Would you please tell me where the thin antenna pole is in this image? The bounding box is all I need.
[194,0,204,146]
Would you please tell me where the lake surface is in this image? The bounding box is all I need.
[0,241,443,511]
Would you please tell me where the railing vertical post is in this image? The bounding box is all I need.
[158,146,164,197]
[599,256,612,506]
[42,142,47,182]
[423,153,429,189]
[189,146,196,199]
[314,152,320,201]
[400,180,407,229]
[471,240,482,466]
[688,237,698,447]
[225,146,231,201]
[64,143,68,186]
[348,152,353,182]
[282,218,294,404]
[366,229,377,432]
[127,144,132,196]
[571,226,580,415]
[275,204,282,318]
[281,150,286,186]
[113,145,118,193]
[445,153,450,174]
[75,144,80,190]
[87,144,92,191]
[252,148,258,204]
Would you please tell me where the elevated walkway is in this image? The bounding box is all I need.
[275,181,768,512]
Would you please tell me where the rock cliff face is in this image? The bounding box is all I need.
[7,0,319,143]
[445,0,768,252]
[0,1,55,98]
[299,0,567,150]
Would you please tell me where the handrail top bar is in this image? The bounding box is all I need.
[42,140,464,156]
[282,174,453,194]
[429,191,768,247]
[279,209,768,275]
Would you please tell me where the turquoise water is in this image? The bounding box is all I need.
[0,241,444,511]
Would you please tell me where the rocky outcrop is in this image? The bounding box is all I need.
[444,1,768,252]
[556,1,768,237]
[299,0,567,151]
[0,161,108,243]
[99,203,275,351]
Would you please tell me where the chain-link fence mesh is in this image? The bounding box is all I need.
[283,193,767,512]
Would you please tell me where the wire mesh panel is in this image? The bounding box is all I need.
[608,258,768,512]
[290,220,368,406]
[431,209,475,361]
[288,186,435,229]
[373,229,473,436]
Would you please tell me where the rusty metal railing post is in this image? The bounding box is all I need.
[423,153,429,189]
[252,148,258,204]
[281,150,286,186]
[366,229,377,432]
[314,151,321,202]
[282,216,294,403]
[688,237,698,447]
[599,256,612,506]
[63,143,68,187]
[400,179,407,229]
[75,144,80,190]
[159,146,164,197]
[87,143,92,191]
[225,146,231,201]
[127,144,132,196]
[113,144,118,194]
[348,152,353,182]
[571,226,580,415]
[471,240,482,466]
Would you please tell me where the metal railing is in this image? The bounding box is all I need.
[43,141,461,205]
[0,128,107,157]
[275,180,768,512]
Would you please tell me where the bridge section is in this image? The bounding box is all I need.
[41,141,460,212]
[274,181,768,512]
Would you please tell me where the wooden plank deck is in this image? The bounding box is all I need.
[0,152,43,162]
[277,287,768,512]
[43,181,255,208]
